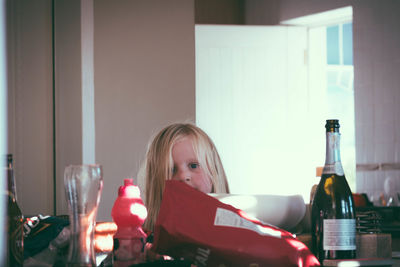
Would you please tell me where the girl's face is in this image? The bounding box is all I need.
[171,137,212,193]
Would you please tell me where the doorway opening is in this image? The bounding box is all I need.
[195,6,355,203]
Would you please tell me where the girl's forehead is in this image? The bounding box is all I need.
[172,135,200,154]
[175,135,194,145]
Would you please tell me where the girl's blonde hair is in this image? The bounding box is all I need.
[139,123,229,231]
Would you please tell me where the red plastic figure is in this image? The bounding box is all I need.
[111,178,147,266]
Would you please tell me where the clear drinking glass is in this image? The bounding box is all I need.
[64,164,104,267]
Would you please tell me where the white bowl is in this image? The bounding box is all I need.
[209,193,306,231]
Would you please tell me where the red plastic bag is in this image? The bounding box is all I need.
[153,180,320,267]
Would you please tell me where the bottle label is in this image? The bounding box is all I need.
[323,164,344,176]
[323,219,356,250]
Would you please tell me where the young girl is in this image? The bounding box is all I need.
[138,122,230,232]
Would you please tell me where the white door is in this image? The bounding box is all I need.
[196,25,312,198]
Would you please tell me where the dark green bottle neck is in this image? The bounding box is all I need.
[323,131,344,175]
[5,154,18,201]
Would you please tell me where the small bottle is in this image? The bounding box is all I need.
[311,120,356,263]
[111,179,147,266]
[5,154,24,266]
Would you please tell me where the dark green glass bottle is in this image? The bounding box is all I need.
[5,154,24,266]
[311,120,356,263]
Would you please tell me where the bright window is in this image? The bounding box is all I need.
[324,22,356,190]
[283,6,355,192]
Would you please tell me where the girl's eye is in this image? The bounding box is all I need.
[189,163,199,169]
[172,166,177,174]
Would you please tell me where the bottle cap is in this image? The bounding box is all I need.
[325,119,340,132]
[4,154,12,166]
[118,178,141,198]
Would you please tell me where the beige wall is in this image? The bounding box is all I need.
[351,1,400,195]
[54,0,84,216]
[93,0,195,220]
[7,0,195,220]
[7,0,54,215]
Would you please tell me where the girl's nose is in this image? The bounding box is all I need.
[174,169,191,183]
